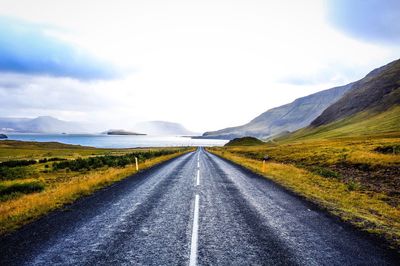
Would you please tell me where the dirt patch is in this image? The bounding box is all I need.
[330,164,400,207]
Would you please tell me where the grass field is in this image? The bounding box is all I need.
[208,133,400,250]
[0,140,192,234]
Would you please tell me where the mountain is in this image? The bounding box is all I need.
[132,121,196,136]
[0,116,89,133]
[203,84,353,139]
[311,59,400,127]
[0,117,196,135]
[0,117,30,132]
[280,59,400,141]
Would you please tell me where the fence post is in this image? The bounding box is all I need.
[262,160,265,173]
[135,157,139,171]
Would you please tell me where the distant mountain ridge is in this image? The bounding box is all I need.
[204,59,400,140]
[203,84,353,139]
[133,121,196,136]
[311,59,400,127]
[0,116,196,136]
[276,58,400,141]
[0,116,89,133]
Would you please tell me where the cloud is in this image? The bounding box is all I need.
[277,62,362,86]
[280,72,346,86]
[0,17,119,80]
[326,0,400,44]
[0,73,139,130]
[0,73,120,113]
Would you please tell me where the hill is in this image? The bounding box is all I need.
[280,59,400,141]
[282,106,400,141]
[202,84,352,140]
[312,59,400,127]
[224,136,265,146]
[133,121,196,136]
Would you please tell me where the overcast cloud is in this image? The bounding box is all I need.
[0,0,398,132]
[0,17,119,80]
[326,0,400,44]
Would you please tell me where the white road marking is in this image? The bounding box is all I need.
[197,161,200,168]
[189,194,200,266]
[196,169,200,186]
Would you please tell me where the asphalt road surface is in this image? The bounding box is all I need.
[1,148,399,265]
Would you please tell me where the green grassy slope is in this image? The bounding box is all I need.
[312,59,400,127]
[279,105,400,142]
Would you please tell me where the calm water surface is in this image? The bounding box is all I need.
[4,134,228,148]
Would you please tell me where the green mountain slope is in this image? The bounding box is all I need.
[204,59,400,141]
[202,84,352,139]
[282,105,400,141]
[312,59,400,127]
[281,59,400,141]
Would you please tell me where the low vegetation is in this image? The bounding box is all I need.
[0,159,38,167]
[0,181,45,201]
[0,140,192,234]
[0,166,34,181]
[52,150,176,171]
[375,145,400,155]
[208,133,400,250]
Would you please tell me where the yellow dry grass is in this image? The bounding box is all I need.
[209,149,400,249]
[346,150,400,166]
[0,151,187,234]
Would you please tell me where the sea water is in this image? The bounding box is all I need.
[4,133,228,148]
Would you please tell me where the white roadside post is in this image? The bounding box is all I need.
[262,155,269,173]
[262,160,265,173]
[135,157,139,171]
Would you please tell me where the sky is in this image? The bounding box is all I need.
[0,0,399,133]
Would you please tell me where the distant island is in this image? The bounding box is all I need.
[104,129,146,136]
[0,134,7,139]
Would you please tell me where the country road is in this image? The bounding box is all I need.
[0,148,398,265]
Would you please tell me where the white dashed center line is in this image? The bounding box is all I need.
[189,151,201,266]
[189,195,200,265]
